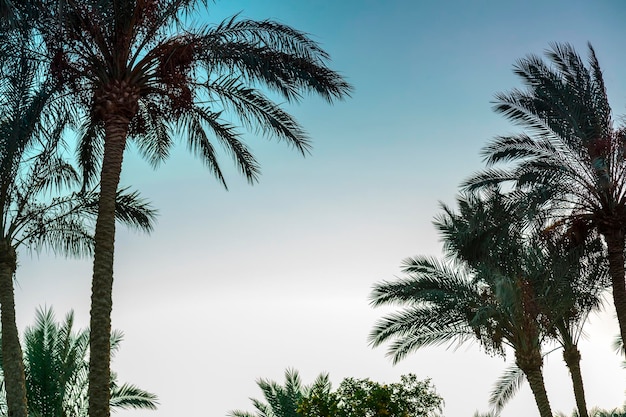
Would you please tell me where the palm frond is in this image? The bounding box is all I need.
[489,365,525,412]
[185,105,261,185]
[111,188,157,233]
[130,100,172,168]
[206,76,310,155]
[199,17,352,103]
[109,383,158,410]
[79,187,158,234]
[75,117,104,190]
[231,368,331,417]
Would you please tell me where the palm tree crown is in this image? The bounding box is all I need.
[463,42,626,349]
[27,2,351,417]
[35,0,352,186]
[370,189,608,417]
[229,368,331,417]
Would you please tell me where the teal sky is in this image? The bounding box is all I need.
[14,1,626,416]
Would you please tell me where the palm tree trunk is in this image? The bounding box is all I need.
[517,350,552,417]
[605,231,626,353]
[0,243,28,417]
[562,344,589,417]
[88,115,129,417]
[523,368,552,417]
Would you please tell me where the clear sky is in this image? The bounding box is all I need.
[13,1,626,416]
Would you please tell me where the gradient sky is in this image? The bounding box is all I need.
[13,1,626,416]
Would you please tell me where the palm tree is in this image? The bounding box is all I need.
[372,189,610,417]
[443,191,562,417]
[370,255,555,417]
[488,227,609,417]
[370,191,554,417]
[536,231,607,417]
[0,306,158,417]
[463,42,626,349]
[28,2,352,415]
[229,368,331,417]
[0,22,53,417]
[439,189,608,417]
[0,26,156,417]
[370,263,554,417]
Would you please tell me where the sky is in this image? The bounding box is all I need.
[12,1,626,416]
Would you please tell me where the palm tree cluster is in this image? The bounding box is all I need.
[0,11,157,417]
[0,1,351,417]
[370,43,624,417]
[464,42,626,348]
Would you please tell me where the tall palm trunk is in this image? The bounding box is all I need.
[516,350,552,417]
[605,231,626,352]
[88,114,129,417]
[562,342,588,417]
[0,242,27,417]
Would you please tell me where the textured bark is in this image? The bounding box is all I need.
[605,231,626,352]
[0,243,28,417]
[523,368,553,417]
[563,344,589,417]
[88,115,129,417]
[517,350,552,417]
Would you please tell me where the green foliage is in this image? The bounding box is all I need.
[555,407,626,417]
[229,368,331,417]
[0,307,158,417]
[589,407,626,417]
[334,374,443,417]
[296,377,338,417]
[298,374,443,417]
[233,370,442,417]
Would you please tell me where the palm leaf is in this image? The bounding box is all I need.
[489,365,525,412]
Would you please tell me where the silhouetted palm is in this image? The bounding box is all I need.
[0,23,155,416]
[229,368,331,417]
[29,2,351,415]
[539,231,607,417]
[463,42,626,350]
[0,28,93,417]
[441,190,609,417]
[488,225,608,417]
[0,306,158,417]
[372,188,609,417]
[371,191,554,417]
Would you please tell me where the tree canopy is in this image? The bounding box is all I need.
[232,369,443,417]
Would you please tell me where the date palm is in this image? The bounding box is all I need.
[488,226,608,417]
[463,42,626,349]
[0,29,94,417]
[0,27,155,417]
[0,306,158,417]
[438,189,608,417]
[372,189,609,417]
[537,231,607,417]
[371,191,554,417]
[29,2,352,416]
